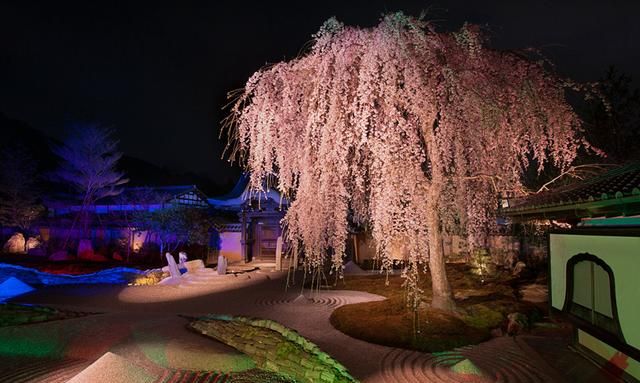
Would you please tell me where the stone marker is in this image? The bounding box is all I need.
[217,255,227,275]
[178,251,188,273]
[165,253,181,278]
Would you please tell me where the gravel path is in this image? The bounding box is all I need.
[2,269,598,382]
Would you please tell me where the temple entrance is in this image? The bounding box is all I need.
[252,223,279,262]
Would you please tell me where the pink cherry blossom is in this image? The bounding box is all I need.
[223,14,592,311]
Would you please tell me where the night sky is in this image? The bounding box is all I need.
[1,1,639,186]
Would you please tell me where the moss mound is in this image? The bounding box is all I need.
[191,315,357,383]
[329,263,543,352]
[0,303,93,327]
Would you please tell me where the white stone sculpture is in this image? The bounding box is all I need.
[165,252,181,279]
[217,255,228,275]
[178,251,188,273]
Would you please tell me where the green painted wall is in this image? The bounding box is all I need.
[550,234,640,350]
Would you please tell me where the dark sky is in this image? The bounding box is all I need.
[1,1,639,185]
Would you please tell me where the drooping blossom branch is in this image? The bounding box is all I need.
[224,13,594,311]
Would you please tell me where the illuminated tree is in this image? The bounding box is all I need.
[53,124,128,240]
[225,14,594,311]
[0,146,44,250]
[134,204,212,261]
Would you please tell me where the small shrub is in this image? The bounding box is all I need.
[131,270,167,286]
[462,304,504,329]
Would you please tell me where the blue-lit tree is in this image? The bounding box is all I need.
[53,124,128,244]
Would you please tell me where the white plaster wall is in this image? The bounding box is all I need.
[219,231,242,262]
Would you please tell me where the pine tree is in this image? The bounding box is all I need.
[53,124,128,242]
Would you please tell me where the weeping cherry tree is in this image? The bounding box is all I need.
[224,13,595,311]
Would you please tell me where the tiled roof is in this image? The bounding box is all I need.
[503,163,640,219]
[45,185,203,207]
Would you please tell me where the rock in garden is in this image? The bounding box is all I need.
[506,312,528,336]
[512,261,526,276]
[3,233,26,254]
[25,236,41,251]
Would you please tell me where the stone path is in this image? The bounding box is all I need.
[4,269,622,383]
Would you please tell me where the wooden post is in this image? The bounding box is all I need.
[240,209,247,263]
[275,235,283,271]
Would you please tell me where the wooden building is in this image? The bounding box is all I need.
[208,174,287,264]
[502,163,640,382]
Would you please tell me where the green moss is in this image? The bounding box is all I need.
[328,263,543,353]
[227,368,296,383]
[450,359,484,376]
[0,303,81,327]
[0,331,64,358]
[191,316,358,383]
[462,304,504,329]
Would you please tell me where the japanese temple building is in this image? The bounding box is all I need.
[34,178,288,266]
[502,163,640,381]
[208,174,287,264]
[40,185,211,244]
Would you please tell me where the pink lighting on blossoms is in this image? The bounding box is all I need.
[225,13,594,310]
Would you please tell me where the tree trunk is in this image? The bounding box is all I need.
[21,229,28,253]
[426,202,456,311]
[423,118,456,312]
